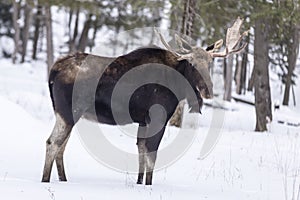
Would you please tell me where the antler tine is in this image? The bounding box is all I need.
[154,28,179,57]
[231,30,249,50]
[176,34,195,48]
[175,34,191,54]
[207,39,223,53]
[154,28,194,61]
[226,17,243,49]
[211,17,249,58]
[229,41,248,54]
[211,48,228,58]
[214,39,224,50]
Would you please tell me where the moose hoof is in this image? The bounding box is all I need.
[145,181,152,185]
[41,178,50,183]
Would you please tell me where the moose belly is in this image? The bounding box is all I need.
[83,83,178,126]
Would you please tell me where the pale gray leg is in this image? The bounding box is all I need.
[136,125,148,184]
[55,134,70,181]
[145,151,157,185]
[144,126,166,185]
[42,113,73,182]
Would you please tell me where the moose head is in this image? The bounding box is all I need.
[155,17,249,110]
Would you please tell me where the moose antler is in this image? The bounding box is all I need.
[174,34,192,54]
[154,28,180,56]
[154,28,195,60]
[154,28,192,57]
[211,17,249,58]
[155,17,248,62]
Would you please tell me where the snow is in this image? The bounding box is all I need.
[0,35,14,55]
[0,56,300,200]
[1,6,300,200]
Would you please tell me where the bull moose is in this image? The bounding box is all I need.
[42,17,248,185]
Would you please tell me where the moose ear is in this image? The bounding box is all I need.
[206,39,223,52]
[205,43,215,52]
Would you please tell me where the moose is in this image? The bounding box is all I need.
[42,17,248,185]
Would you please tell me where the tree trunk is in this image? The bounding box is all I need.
[45,4,54,74]
[32,5,42,60]
[240,46,248,94]
[89,16,98,52]
[247,67,255,91]
[235,42,248,95]
[235,55,242,95]
[69,7,80,53]
[77,14,92,52]
[12,0,20,64]
[223,58,227,83]
[223,55,233,101]
[169,100,186,127]
[21,4,32,63]
[181,0,196,36]
[169,0,196,127]
[282,24,299,105]
[68,8,73,37]
[254,18,272,132]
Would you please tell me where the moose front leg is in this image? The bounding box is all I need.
[137,140,146,184]
[137,140,158,185]
[145,151,158,185]
[136,125,148,184]
[144,126,166,185]
[136,120,166,185]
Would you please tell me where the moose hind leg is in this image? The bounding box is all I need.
[55,134,70,181]
[42,113,73,182]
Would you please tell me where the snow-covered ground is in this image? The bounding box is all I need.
[0,55,300,200]
[1,6,300,199]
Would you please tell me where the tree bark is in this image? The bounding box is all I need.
[12,0,20,64]
[21,4,32,63]
[247,67,255,91]
[68,8,73,49]
[69,7,80,53]
[68,8,73,34]
[169,0,196,127]
[240,46,248,94]
[181,0,196,36]
[223,55,233,101]
[89,16,98,52]
[235,41,248,95]
[169,100,186,127]
[32,5,42,60]
[254,18,272,132]
[282,24,299,105]
[235,55,242,95]
[45,4,54,74]
[77,14,92,52]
